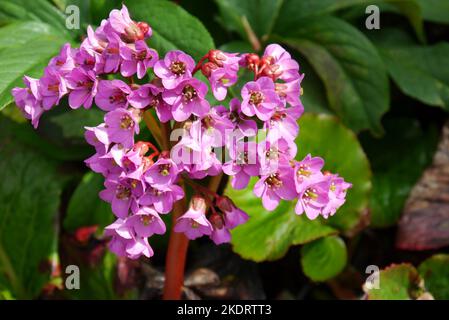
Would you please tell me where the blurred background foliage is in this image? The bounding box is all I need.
[0,0,449,300]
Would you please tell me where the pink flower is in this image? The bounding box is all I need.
[66,67,98,109]
[104,108,140,148]
[216,196,249,229]
[39,67,68,110]
[223,141,259,190]
[95,80,132,111]
[128,83,173,122]
[99,178,142,218]
[139,185,184,214]
[105,219,154,259]
[126,207,166,237]
[84,124,110,155]
[275,77,304,108]
[174,196,213,239]
[144,157,179,190]
[241,77,280,121]
[265,107,302,144]
[322,174,351,219]
[48,43,76,75]
[294,154,325,192]
[295,178,330,220]
[11,76,44,128]
[261,44,300,82]
[107,5,151,42]
[154,50,195,89]
[102,33,123,74]
[209,67,238,101]
[120,40,158,79]
[209,213,231,245]
[228,98,257,137]
[253,164,297,211]
[162,78,210,121]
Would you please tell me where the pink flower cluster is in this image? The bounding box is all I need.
[12,5,351,260]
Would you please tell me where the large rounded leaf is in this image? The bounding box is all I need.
[297,114,371,232]
[364,264,425,300]
[418,254,449,300]
[280,16,389,135]
[125,0,214,60]
[300,236,347,282]
[226,178,337,262]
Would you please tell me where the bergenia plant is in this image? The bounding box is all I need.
[11,5,351,299]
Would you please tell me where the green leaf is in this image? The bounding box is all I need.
[297,114,371,232]
[280,16,389,135]
[365,264,424,300]
[64,172,113,232]
[360,117,439,227]
[418,254,449,300]
[416,0,449,24]
[0,21,68,110]
[124,0,214,60]
[226,178,337,262]
[0,131,62,299]
[300,236,347,281]
[215,0,284,41]
[375,36,449,110]
[0,0,75,39]
[38,105,104,143]
[214,0,424,45]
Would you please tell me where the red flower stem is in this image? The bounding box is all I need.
[155,120,188,300]
[192,54,209,75]
[163,180,189,300]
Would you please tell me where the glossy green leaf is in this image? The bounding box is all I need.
[297,114,371,232]
[64,172,113,232]
[365,264,424,300]
[281,16,389,135]
[125,0,214,60]
[419,254,449,300]
[226,178,337,262]
[0,0,74,39]
[300,236,347,281]
[215,0,284,41]
[0,21,68,110]
[416,0,449,24]
[0,132,62,299]
[375,36,449,110]
[360,117,439,227]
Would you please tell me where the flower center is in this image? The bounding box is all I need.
[116,185,131,200]
[159,164,171,176]
[48,84,59,92]
[170,61,186,75]
[266,173,282,189]
[133,50,149,61]
[297,164,311,177]
[237,151,249,165]
[141,215,153,226]
[191,220,199,229]
[249,91,264,105]
[303,188,318,203]
[120,115,134,130]
[182,85,198,102]
[109,91,126,104]
[330,182,336,192]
